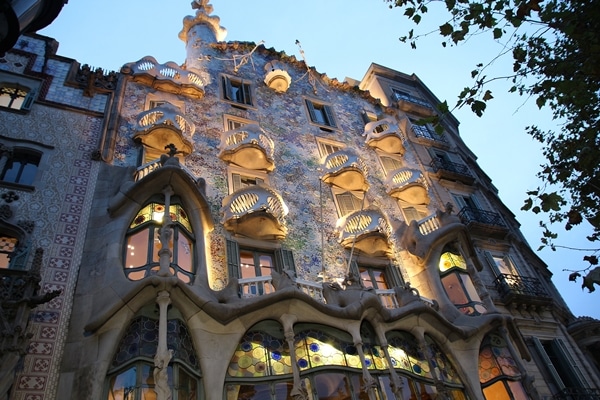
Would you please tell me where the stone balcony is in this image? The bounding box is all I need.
[493,273,553,308]
[363,118,405,155]
[134,103,196,156]
[393,92,435,117]
[121,56,205,98]
[237,275,439,312]
[221,184,288,240]
[321,149,369,192]
[430,158,475,185]
[218,124,275,171]
[337,208,392,257]
[457,206,509,239]
[134,158,198,183]
[385,168,429,205]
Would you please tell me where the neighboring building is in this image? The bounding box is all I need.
[1,2,599,399]
[0,0,68,55]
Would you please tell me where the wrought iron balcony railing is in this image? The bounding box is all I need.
[392,92,434,109]
[553,387,600,400]
[218,124,275,171]
[457,206,507,228]
[493,273,552,305]
[430,158,472,177]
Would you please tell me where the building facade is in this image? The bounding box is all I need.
[1,2,600,399]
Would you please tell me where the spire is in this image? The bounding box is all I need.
[179,0,227,43]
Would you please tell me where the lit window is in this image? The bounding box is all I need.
[0,235,18,268]
[0,149,41,186]
[479,332,527,399]
[107,314,201,399]
[222,76,252,106]
[0,83,33,110]
[359,266,389,290]
[124,202,195,283]
[306,100,336,128]
[484,251,520,277]
[439,244,487,316]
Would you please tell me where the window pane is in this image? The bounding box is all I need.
[441,273,469,305]
[259,254,273,277]
[19,161,38,185]
[2,160,22,182]
[176,231,193,272]
[240,250,257,279]
[107,366,137,400]
[482,380,511,400]
[507,380,528,400]
[126,229,150,269]
[460,273,482,302]
[314,373,351,400]
[360,268,374,288]
[178,368,198,400]
[0,236,18,268]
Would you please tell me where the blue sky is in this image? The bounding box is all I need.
[40,0,598,318]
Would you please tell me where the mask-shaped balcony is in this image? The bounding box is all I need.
[218,124,275,172]
[121,56,205,98]
[457,206,509,239]
[134,103,195,156]
[321,149,369,192]
[363,118,405,155]
[221,184,288,240]
[385,168,429,205]
[338,208,392,257]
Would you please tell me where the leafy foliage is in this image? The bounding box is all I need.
[386,0,600,288]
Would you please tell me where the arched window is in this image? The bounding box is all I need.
[0,148,41,186]
[106,309,201,400]
[124,202,195,283]
[386,331,467,399]
[479,332,527,399]
[439,244,486,316]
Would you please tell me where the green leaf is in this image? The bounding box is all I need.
[521,198,533,211]
[482,90,494,101]
[471,69,478,78]
[440,23,454,36]
[471,100,486,116]
[493,28,503,39]
[445,0,456,10]
[413,14,422,24]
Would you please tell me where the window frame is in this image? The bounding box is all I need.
[0,147,42,190]
[315,137,344,160]
[124,201,196,283]
[305,98,337,129]
[0,71,41,112]
[221,75,254,108]
[223,114,256,132]
[377,152,403,176]
[332,189,367,218]
[227,165,269,194]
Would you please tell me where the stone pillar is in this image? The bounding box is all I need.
[153,290,173,400]
[415,331,450,400]
[381,343,405,398]
[158,185,174,277]
[354,341,378,400]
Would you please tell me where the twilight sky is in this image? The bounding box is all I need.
[40,0,598,319]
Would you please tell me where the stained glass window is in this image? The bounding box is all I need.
[424,335,463,385]
[107,314,200,400]
[439,245,487,316]
[387,331,432,379]
[125,202,195,283]
[479,332,527,399]
[228,328,292,377]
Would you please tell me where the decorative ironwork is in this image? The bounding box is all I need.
[457,206,506,228]
[493,274,552,303]
[430,158,472,177]
[74,64,118,97]
[553,387,600,400]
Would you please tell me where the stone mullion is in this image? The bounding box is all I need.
[355,341,378,400]
[154,290,172,400]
